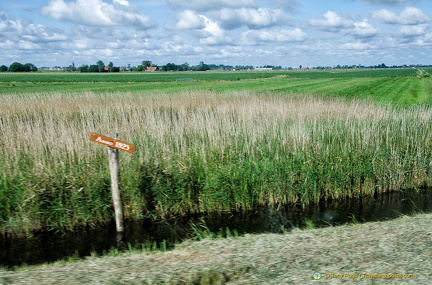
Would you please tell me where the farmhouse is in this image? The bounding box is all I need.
[146,66,159,71]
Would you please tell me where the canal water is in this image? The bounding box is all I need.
[1,189,431,268]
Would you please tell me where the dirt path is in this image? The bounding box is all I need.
[1,212,431,284]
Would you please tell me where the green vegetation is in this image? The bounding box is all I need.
[1,83,431,234]
[5,62,38,72]
[1,68,431,105]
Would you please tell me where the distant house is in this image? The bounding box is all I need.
[146,66,159,71]
[254,68,273,71]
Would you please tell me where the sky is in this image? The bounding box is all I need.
[0,0,431,68]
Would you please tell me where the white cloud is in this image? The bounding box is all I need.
[371,9,397,23]
[413,33,432,46]
[0,16,67,43]
[173,10,206,30]
[17,40,42,50]
[309,11,353,32]
[242,28,306,44]
[400,24,429,37]
[71,25,131,40]
[41,0,156,29]
[341,42,375,50]
[21,24,68,42]
[352,20,377,38]
[0,18,23,35]
[372,7,429,25]
[209,46,246,59]
[167,0,257,11]
[161,40,196,54]
[0,39,13,49]
[399,7,429,25]
[113,0,129,5]
[199,15,232,45]
[214,8,293,29]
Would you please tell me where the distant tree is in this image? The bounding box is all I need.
[7,62,37,72]
[68,63,77,72]
[96,60,105,72]
[89,65,99,72]
[142,60,152,67]
[108,61,114,72]
[22,64,31,72]
[193,63,209,71]
[78,64,89,72]
[162,63,176,71]
[111,66,120,72]
[23,63,37,72]
[0,65,8,72]
[136,65,143,71]
[234,65,253,70]
[180,62,189,71]
[9,62,24,72]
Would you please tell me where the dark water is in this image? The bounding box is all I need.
[1,189,431,268]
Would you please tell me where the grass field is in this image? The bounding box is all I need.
[1,68,431,105]
[1,68,432,235]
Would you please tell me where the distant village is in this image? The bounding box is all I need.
[38,61,432,72]
[4,60,432,73]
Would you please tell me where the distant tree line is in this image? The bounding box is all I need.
[161,62,256,71]
[314,63,432,70]
[0,62,38,72]
[78,60,120,72]
[77,60,247,72]
[9,59,430,73]
[258,65,283,70]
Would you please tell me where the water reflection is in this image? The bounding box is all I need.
[1,189,430,268]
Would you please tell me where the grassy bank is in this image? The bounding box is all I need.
[1,212,430,284]
[1,91,431,234]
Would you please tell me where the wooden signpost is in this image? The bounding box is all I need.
[89,132,135,153]
[89,132,135,236]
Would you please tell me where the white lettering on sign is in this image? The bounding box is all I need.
[95,136,114,146]
[115,141,130,151]
[90,132,135,153]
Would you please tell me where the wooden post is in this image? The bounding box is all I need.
[107,133,124,233]
[90,132,134,242]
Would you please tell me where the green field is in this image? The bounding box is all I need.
[1,68,431,105]
[0,69,432,235]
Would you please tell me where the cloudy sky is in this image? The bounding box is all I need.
[0,0,431,68]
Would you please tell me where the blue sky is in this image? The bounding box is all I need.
[0,0,430,68]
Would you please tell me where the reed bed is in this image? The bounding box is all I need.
[1,91,431,233]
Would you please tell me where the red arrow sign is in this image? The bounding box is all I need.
[89,133,135,153]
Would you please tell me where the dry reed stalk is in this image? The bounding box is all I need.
[1,90,431,175]
[1,90,431,232]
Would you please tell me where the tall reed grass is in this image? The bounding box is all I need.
[1,91,431,234]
